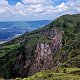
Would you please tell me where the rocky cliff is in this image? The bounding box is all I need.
[11,27,63,78]
[0,14,80,79]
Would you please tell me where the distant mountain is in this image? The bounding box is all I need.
[0,20,51,42]
[0,14,80,79]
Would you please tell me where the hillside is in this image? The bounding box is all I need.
[0,14,80,79]
[17,68,80,80]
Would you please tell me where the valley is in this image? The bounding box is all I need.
[0,14,80,80]
[0,20,51,43]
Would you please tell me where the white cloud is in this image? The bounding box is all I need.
[16,2,22,6]
[22,0,44,4]
[55,2,70,12]
[0,0,80,21]
[0,0,8,6]
[22,0,53,5]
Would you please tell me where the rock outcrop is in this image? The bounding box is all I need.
[16,27,63,77]
[28,43,53,75]
[0,27,63,78]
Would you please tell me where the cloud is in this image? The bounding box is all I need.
[0,0,80,21]
[55,2,69,12]
[22,0,53,5]
[0,0,8,6]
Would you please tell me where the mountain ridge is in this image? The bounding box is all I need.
[0,14,80,79]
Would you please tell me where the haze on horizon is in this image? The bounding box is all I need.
[0,0,80,21]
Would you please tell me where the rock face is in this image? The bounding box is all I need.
[50,29,62,50]
[28,43,53,75]
[0,27,63,78]
[16,27,63,77]
[27,28,63,75]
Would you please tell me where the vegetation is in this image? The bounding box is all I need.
[16,68,80,80]
[0,14,80,79]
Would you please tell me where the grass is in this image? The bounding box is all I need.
[65,68,80,73]
[0,43,19,58]
[16,68,80,80]
[3,43,19,49]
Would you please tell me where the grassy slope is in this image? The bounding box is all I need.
[49,14,80,68]
[17,68,80,80]
[0,14,80,79]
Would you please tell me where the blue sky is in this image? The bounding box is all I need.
[8,0,21,5]
[0,0,80,21]
[8,0,67,6]
[53,0,67,6]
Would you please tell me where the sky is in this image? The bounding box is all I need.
[0,0,80,21]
